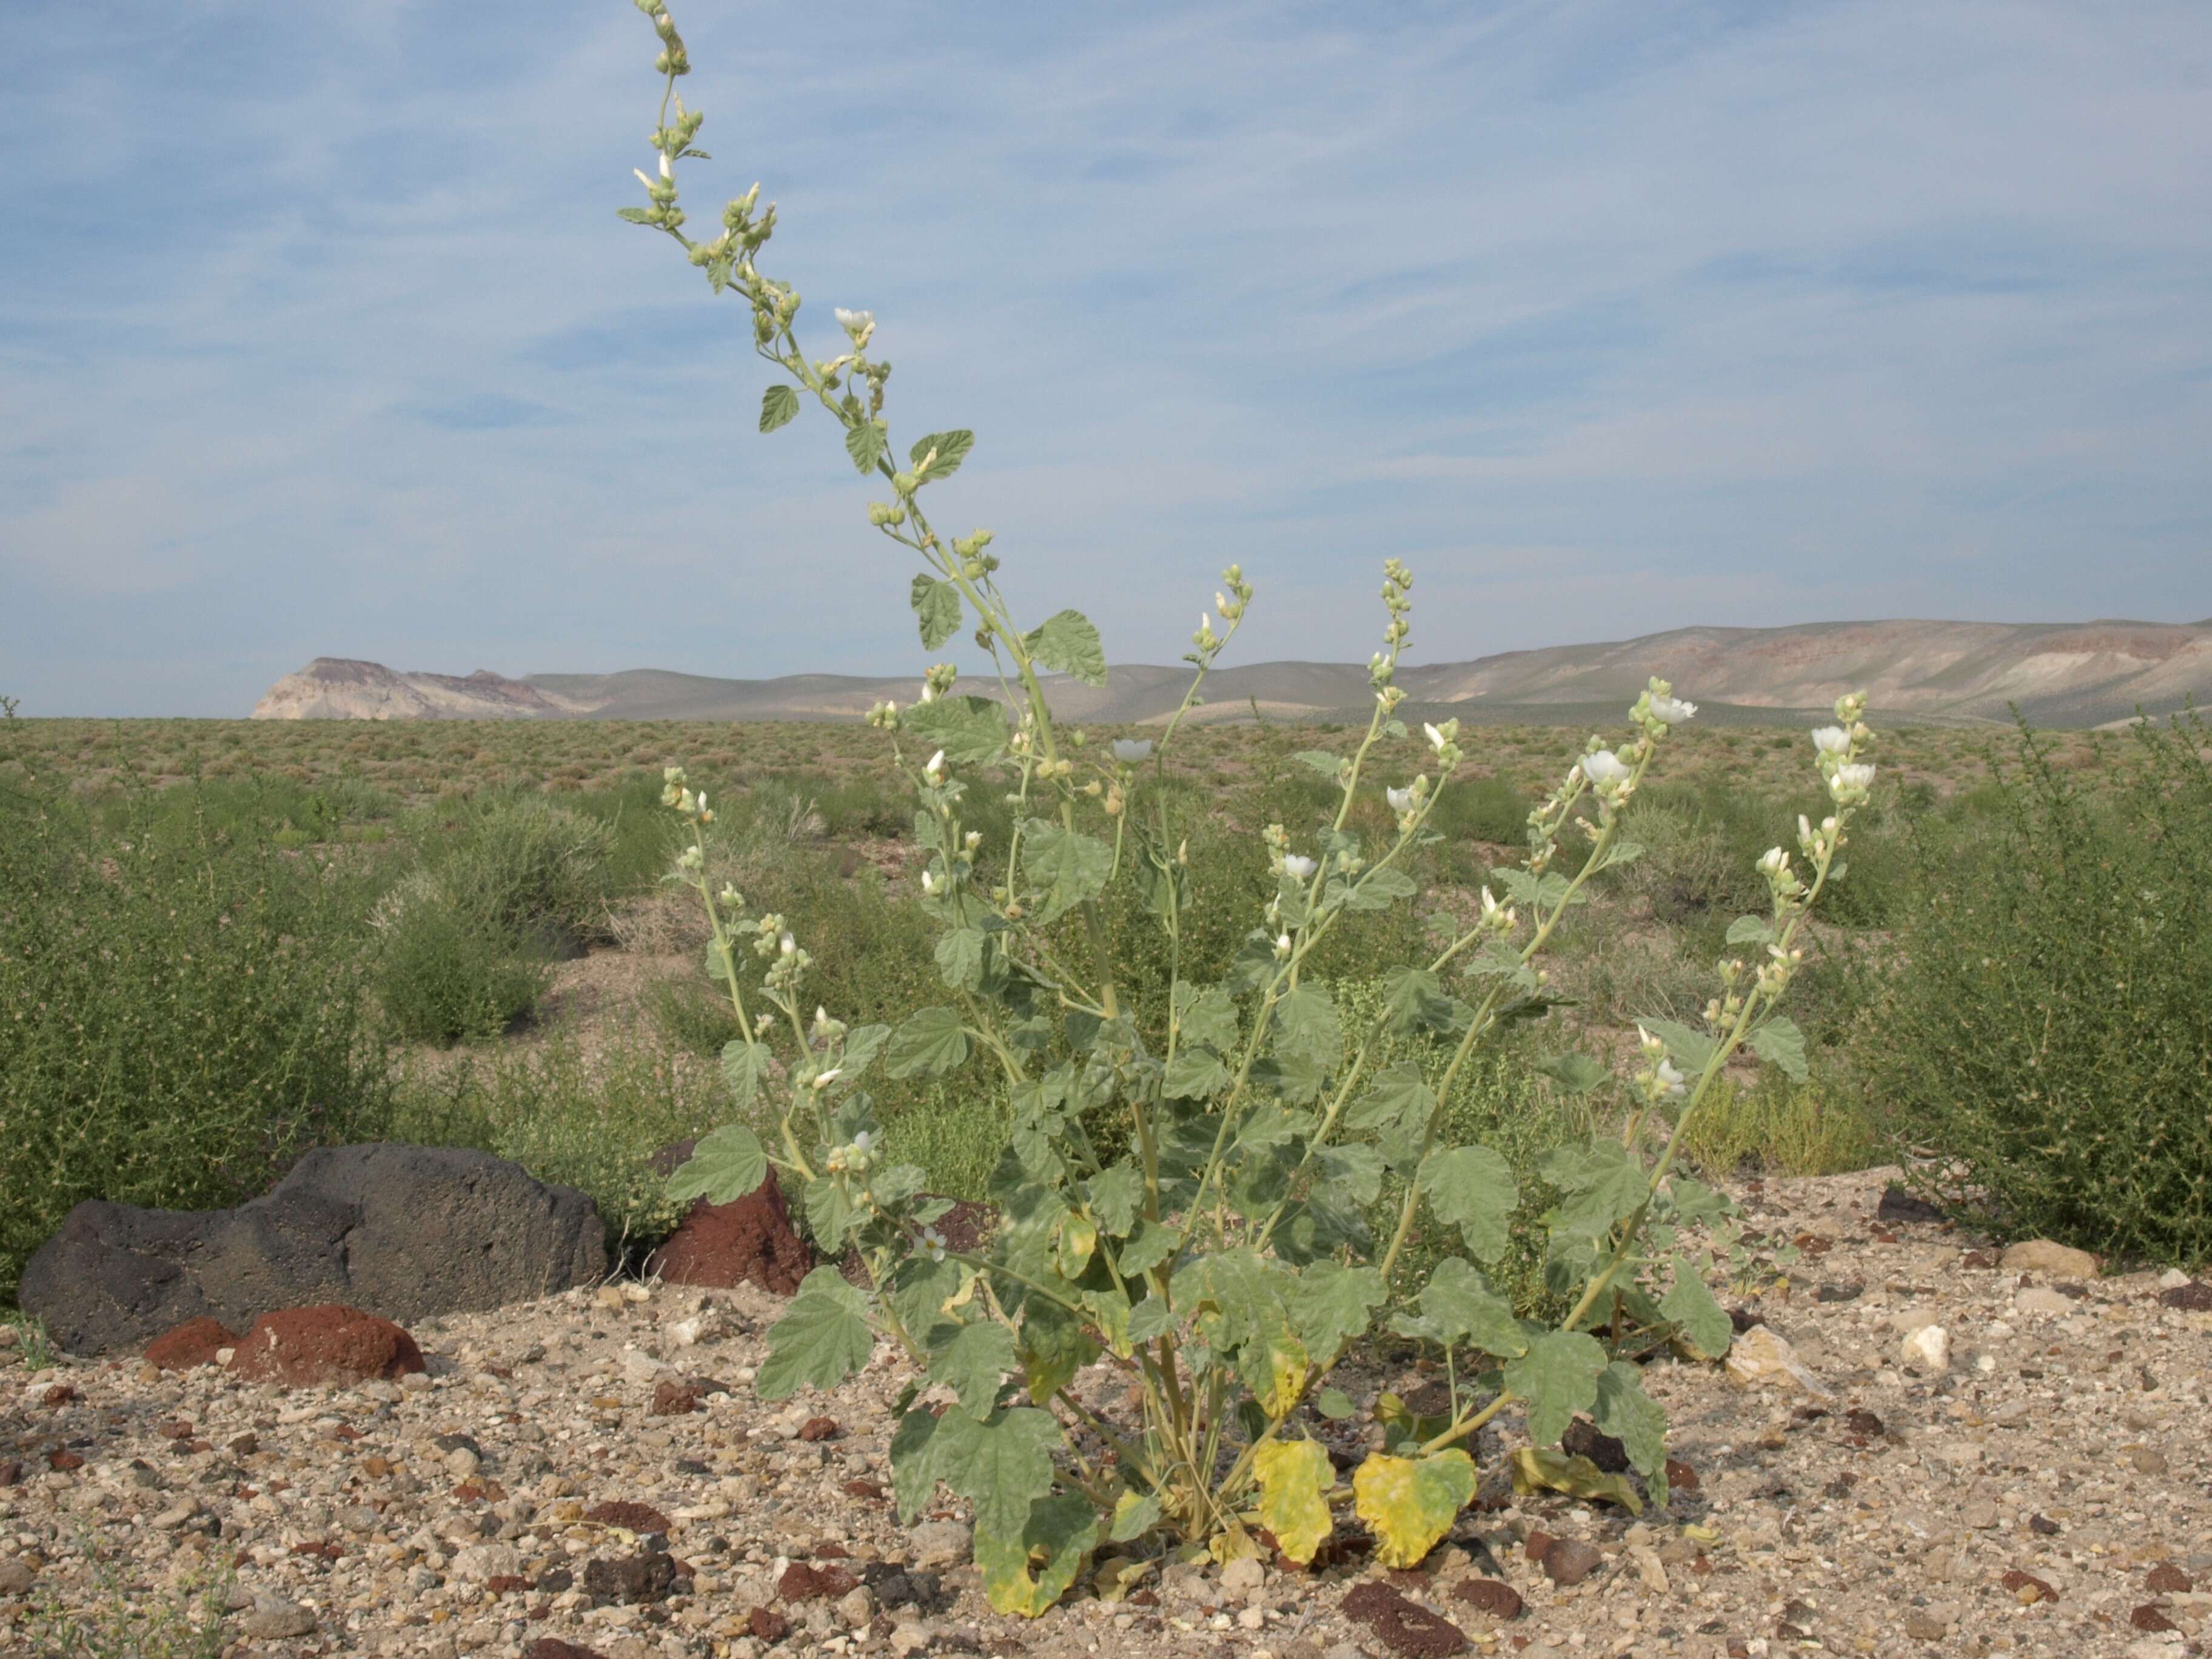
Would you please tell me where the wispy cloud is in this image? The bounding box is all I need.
[1,0,2207,713]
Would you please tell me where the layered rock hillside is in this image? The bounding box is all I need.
[253,617,2212,728]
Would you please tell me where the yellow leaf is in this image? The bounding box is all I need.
[1351,1449,1476,1568]
[1507,1446,1643,1515]
[1056,1215,1097,1278]
[1253,1438,1335,1565]
[1092,1556,1151,1603]
[1258,1330,1309,1421]
[1208,1523,1263,1566]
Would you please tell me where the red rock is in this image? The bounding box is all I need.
[1523,1530,1555,1565]
[1541,1540,1604,1587]
[747,1607,789,1641]
[46,1449,83,1471]
[649,1379,703,1416]
[1449,1578,1523,1620]
[1999,1568,2059,1603]
[645,1168,814,1296]
[486,1574,531,1595]
[585,1501,673,1535]
[40,1384,75,1407]
[2133,1603,2180,1632]
[1664,1456,1700,1491]
[779,1562,858,1601]
[525,1641,614,1659]
[2145,1562,2193,1594]
[144,1316,240,1371]
[799,1416,839,1442]
[228,1304,424,1387]
[0,1461,20,1488]
[1340,1581,1467,1655]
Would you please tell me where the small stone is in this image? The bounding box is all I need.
[1340,1581,1467,1656]
[908,1521,971,1569]
[0,1558,36,1596]
[649,1379,703,1416]
[581,1550,679,1606]
[799,1415,840,1442]
[889,1619,936,1655]
[446,1446,483,1480]
[1221,1555,1266,1594]
[1541,1540,1604,1587]
[1902,1610,1946,1641]
[1963,1500,1999,1530]
[2000,1568,2058,1604]
[622,1350,668,1386]
[2014,1286,2074,1316]
[2131,1603,2181,1633]
[2159,1281,2212,1311]
[668,1317,703,1347]
[1724,1326,1834,1398]
[594,1285,627,1310]
[836,1585,876,1627]
[2128,1447,2170,1476]
[144,1316,241,1371]
[452,1543,525,1584]
[238,1597,318,1639]
[622,1282,651,1303]
[2156,1267,2191,1290]
[1238,1605,1267,1631]
[1999,1239,2100,1278]
[152,1498,200,1529]
[2145,1563,2193,1594]
[1449,1578,1523,1621]
[1901,1325,1951,1373]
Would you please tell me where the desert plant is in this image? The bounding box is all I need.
[373,891,552,1044]
[620,7,1875,1611]
[1877,711,2212,1264]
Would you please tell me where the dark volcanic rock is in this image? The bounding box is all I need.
[644,1162,814,1296]
[1341,1582,1467,1655]
[1875,1185,1946,1225]
[18,1144,606,1355]
[581,1550,678,1606]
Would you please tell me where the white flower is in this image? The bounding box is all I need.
[1637,1024,1665,1059]
[1111,739,1153,764]
[1274,931,1293,959]
[1811,725,1852,755]
[779,932,796,956]
[658,151,672,181]
[811,1068,842,1089]
[921,1225,948,1262]
[833,307,874,338]
[1829,762,1877,799]
[1582,749,1632,787]
[1386,785,1415,814]
[1655,1058,1687,1099]
[920,869,937,894]
[1281,854,1317,881]
[851,1130,873,1153]
[634,167,655,192]
[919,683,936,703]
[1649,694,1696,725]
[923,749,947,783]
[1424,723,1447,751]
[1756,846,1788,877]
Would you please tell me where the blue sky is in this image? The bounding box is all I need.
[4,0,2208,716]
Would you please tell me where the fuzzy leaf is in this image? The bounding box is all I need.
[1289,1261,1385,1368]
[909,428,974,480]
[1637,1016,1718,1074]
[1162,1047,1232,1101]
[1539,1139,1649,1242]
[975,1493,1098,1618]
[760,383,800,432]
[846,418,885,473]
[1535,1051,1611,1095]
[1725,914,1775,945]
[936,1407,1063,1540]
[1508,1446,1642,1513]
[903,692,1010,765]
[1108,1489,1161,1544]
[911,574,965,651]
[1085,1163,1147,1236]
[1659,1256,1732,1360]
[885,1006,972,1078]
[1117,1220,1181,1278]
[1024,609,1108,688]
[1352,1449,1477,1568]
[717,1040,766,1114]
[927,1319,1017,1421]
[889,1406,946,1522]
[1746,1014,1809,1082]
[1345,1064,1434,1134]
[1022,820,1115,923]
[1339,865,1418,913]
[1380,967,1460,1033]
[1272,982,1342,1071]
[1420,1144,1518,1264]
[1502,1330,1607,1447]
[1171,980,1241,1052]
[665,1122,765,1206]
[1592,1361,1668,1483]
[934,927,988,991]
[1254,1438,1335,1565]
[757,1267,874,1399]
[1416,1258,1527,1359]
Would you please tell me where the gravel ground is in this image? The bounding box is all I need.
[4,1166,2209,1659]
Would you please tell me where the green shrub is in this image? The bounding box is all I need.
[1874,712,2212,1264]
[410,793,621,953]
[375,897,551,1044]
[0,784,389,1304]
[1672,1066,1879,1179]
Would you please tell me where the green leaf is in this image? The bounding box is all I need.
[1315,1386,1358,1420]
[718,1039,766,1113]
[1539,1139,1649,1242]
[927,1319,1017,1421]
[890,1406,947,1522]
[911,575,965,651]
[757,1267,875,1399]
[1345,1064,1435,1134]
[616,206,659,224]
[1508,1446,1642,1515]
[1162,1047,1232,1101]
[1502,1329,1607,1447]
[1380,967,1458,1033]
[665,1122,766,1206]
[1420,1144,1518,1264]
[1272,982,1341,1070]
[1117,1220,1181,1278]
[1171,980,1241,1053]
[1535,1051,1611,1095]
[803,1176,856,1250]
[1637,1017,1718,1073]
[936,1406,1062,1539]
[1352,1449,1477,1568]
[1725,914,1775,946]
[902,693,1010,765]
[760,383,800,432]
[1416,1258,1527,1359]
[976,1492,1098,1617]
[1254,1438,1335,1565]
[934,928,988,991]
[885,1007,972,1078]
[1287,1261,1384,1369]
[1014,1298,1098,1403]
[1592,1361,1667,1482]
[837,1023,891,1083]
[1021,820,1114,923]
[846,418,885,472]
[1293,750,1344,778]
[1659,1255,1732,1361]
[1085,1164,1146,1236]
[1023,610,1108,688]
[909,428,974,480]
[1108,1489,1161,1544]
[1593,839,1644,872]
[1339,865,1418,913]
[1314,1143,1386,1205]
[1746,1014,1809,1082]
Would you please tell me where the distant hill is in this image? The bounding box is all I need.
[253,618,2212,729]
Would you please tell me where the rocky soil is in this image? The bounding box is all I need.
[4,1167,2210,1659]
